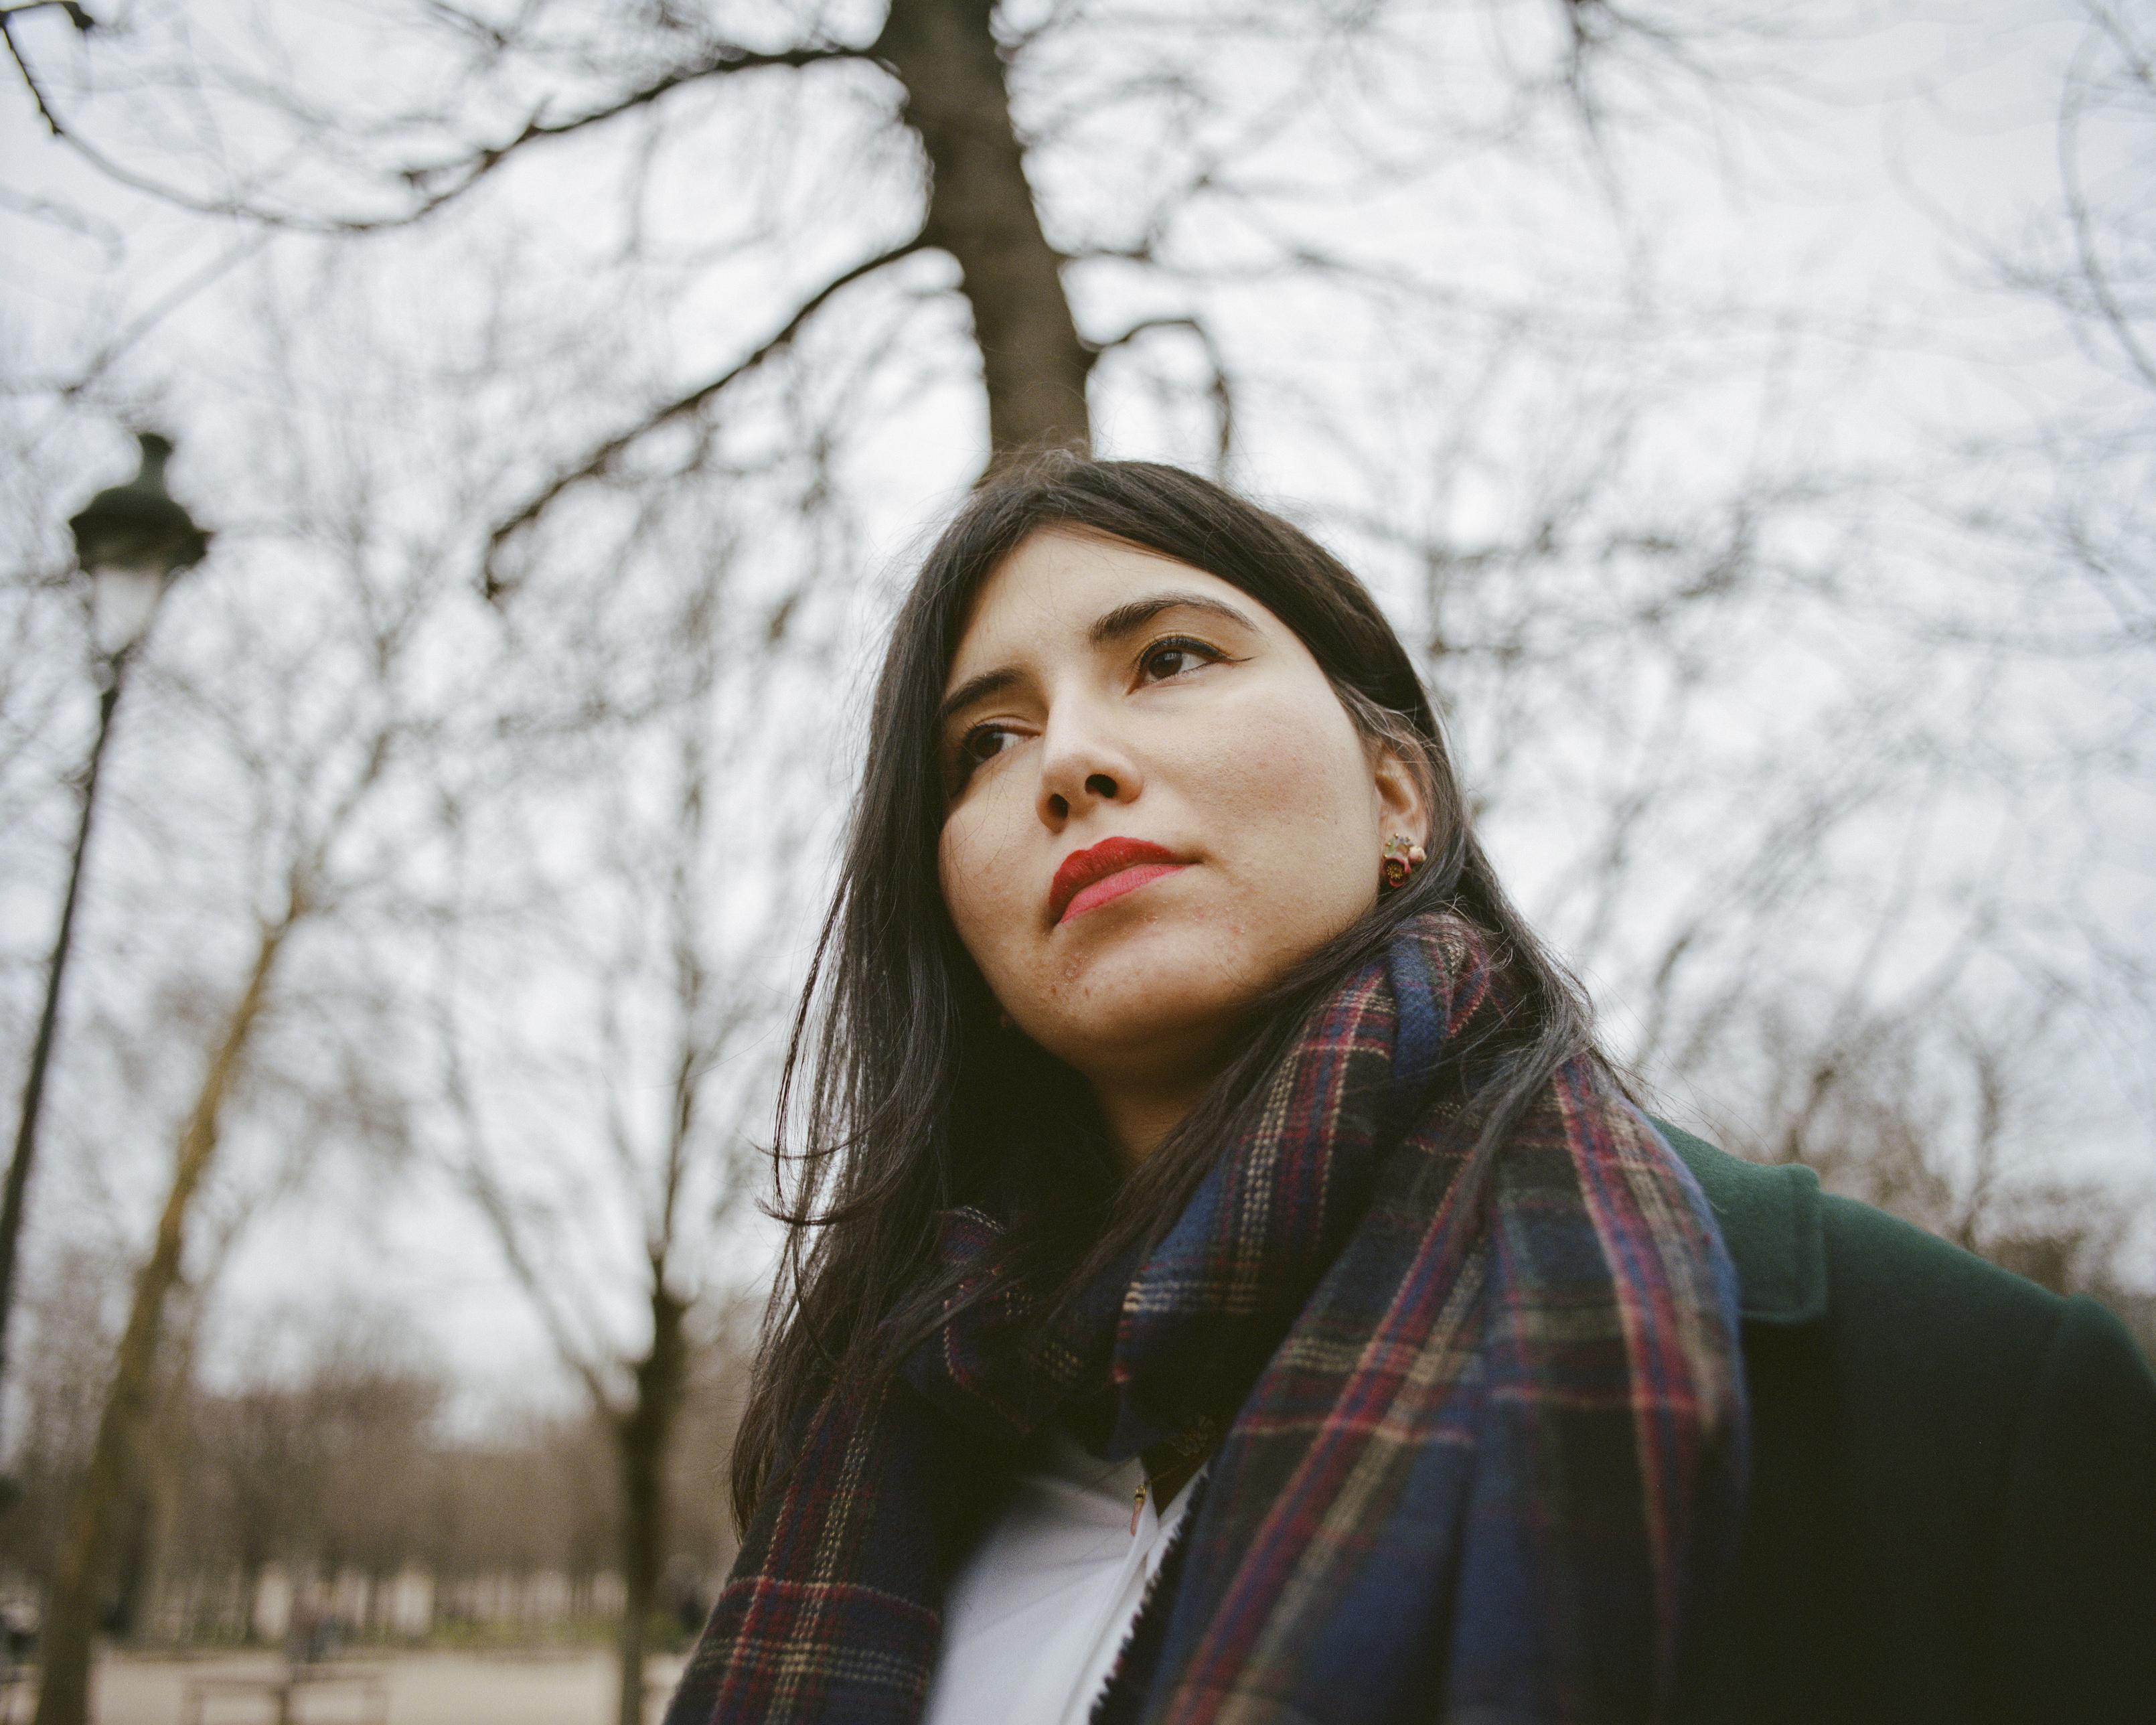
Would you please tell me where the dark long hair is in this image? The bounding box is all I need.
[728,455,1598,1531]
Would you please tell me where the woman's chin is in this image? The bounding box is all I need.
[1027,927,1266,1077]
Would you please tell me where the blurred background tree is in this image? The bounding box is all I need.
[1,1,2151,1722]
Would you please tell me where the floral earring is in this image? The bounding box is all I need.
[1381,834,1426,889]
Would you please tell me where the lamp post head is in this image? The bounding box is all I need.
[68,431,212,661]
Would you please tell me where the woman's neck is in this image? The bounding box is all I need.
[1096,1075,1211,1171]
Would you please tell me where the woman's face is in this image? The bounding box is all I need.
[936,528,1426,1129]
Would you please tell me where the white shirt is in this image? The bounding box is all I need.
[921,1424,1206,1725]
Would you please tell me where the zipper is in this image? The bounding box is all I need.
[1089,1468,1208,1725]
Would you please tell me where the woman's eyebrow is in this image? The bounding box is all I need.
[1088,590,1258,646]
[938,667,1019,731]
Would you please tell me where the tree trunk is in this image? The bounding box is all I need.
[102,1484,155,1641]
[238,1558,266,1645]
[33,915,289,1725]
[877,0,1092,463]
[613,1278,688,1725]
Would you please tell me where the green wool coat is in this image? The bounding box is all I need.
[1657,1124,2156,1725]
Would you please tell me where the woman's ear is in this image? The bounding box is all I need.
[1369,739,1431,849]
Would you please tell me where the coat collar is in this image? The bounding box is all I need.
[1652,1119,1828,1327]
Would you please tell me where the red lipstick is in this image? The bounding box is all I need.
[1049,836,1188,925]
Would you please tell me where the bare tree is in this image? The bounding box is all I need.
[13,285,516,1722]
[433,524,812,1721]
[0,1,1809,518]
[3,24,2152,1725]
[0,1240,125,1588]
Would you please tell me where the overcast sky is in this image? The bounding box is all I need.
[5,0,2150,1424]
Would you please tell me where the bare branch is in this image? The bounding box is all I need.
[7,21,872,235]
[52,230,277,400]
[480,233,929,599]
[2059,21,2156,392]
[1091,313,1235,469]
[0,0,91,139]
[392,42,878,218]
[1,7,315,228]
[435,976,619,1418]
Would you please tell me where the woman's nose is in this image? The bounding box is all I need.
[1036,700,1141,828]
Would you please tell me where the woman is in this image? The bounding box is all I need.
[664,458,2155,1725]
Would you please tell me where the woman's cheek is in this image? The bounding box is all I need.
[1191,700,1375,942]
[937,817,996,959]
[1182,690,1349,836]
[941,799,1038,978]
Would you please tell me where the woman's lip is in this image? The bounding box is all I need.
[1059,862,1187,924]
[1049,836,1187,923]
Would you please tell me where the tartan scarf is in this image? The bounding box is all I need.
[666,911,1748,1725]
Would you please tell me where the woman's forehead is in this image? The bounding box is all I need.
[945,528,1270,684]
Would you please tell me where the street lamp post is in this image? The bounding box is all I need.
[0,432,210,1442]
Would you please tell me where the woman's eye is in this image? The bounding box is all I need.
[945,719,1032,797]
[959,723,1018,769]
[1138,637,1219,682]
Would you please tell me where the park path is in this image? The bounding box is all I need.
[23,1649,688,1725]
